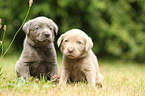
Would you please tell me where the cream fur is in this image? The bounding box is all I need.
[57,29,103,87]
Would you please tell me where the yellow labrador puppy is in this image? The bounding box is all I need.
[57,29,103,87]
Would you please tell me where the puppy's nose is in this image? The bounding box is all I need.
[68,49,74,53]
[44,33,50,37]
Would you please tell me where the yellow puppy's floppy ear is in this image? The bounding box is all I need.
[22,20,32,35]
[85,37,93,52]
[57,34,64,47]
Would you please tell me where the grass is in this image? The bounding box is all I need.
[0,55,145,96]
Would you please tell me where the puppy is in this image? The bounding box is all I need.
[57,29,103,87]
[15,17,58,80]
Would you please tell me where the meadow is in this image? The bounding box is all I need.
[0,55,145,96]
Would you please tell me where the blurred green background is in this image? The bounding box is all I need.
[0,0,145,62]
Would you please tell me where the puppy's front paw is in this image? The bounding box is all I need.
[52,75,60,83]
[96,82,103,88]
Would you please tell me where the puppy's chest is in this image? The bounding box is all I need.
[29,48,53,73]
[69,63,86,81]
[33,48,52,64]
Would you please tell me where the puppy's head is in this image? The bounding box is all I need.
[57,29,93,59]
[23,16,58,45]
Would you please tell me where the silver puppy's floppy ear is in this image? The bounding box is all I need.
[22,20,32,34]
[57,34,64,47]
[49,19,58,35]
[85,37,93,52]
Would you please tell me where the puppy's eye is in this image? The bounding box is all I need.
[64,40,68,42]
[36,27,40,30]
[49,27,52,30]
[77,41,81,44]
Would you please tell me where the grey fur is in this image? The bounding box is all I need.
[15,17,58,80]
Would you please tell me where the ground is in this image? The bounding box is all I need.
[0,54,145,96]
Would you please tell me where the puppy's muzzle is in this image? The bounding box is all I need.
[42,31,52,39]
[37,31,52,43]
[44,33,50,38]
[68,49,74,54]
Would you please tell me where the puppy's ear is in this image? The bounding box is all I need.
[49,19,58,35]
[53,23,58,35]
[22,20,32,34]
[85,37,93,52]
[57,34,64,47]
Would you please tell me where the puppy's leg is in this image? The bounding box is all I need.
[59,69,70,86]
[48,46,58,80]
[84,70,96,87]
[96,73,103,88]
[15,61,31,80]
[49,65,58,80]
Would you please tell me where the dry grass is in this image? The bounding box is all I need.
[0,55,145,96]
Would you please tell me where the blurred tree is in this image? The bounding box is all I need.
[0,0,145,62]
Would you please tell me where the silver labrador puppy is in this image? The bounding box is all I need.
[15,17,58,80]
